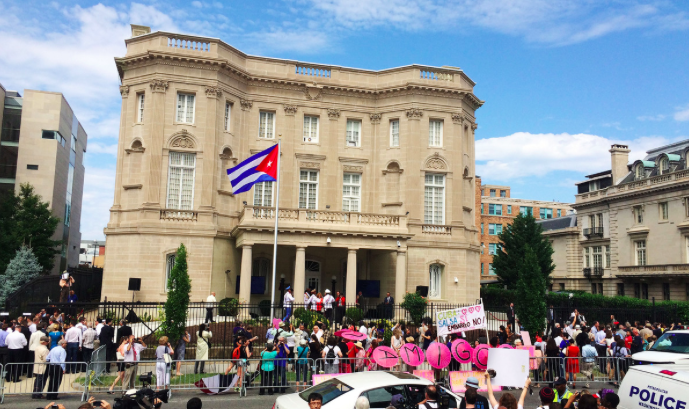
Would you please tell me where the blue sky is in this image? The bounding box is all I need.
[1,0,688,239]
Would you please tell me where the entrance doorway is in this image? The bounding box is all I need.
[305,260,321,292]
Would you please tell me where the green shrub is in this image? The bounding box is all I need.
[292,308,328,329]
[401,292,427,325]
[219,298,239,317]
[345,307,364,324]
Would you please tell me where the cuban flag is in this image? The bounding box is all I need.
[227,144,279,194]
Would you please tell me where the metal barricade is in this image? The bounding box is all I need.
[1,361,87,403]
[84,360,163,397]
[242,358,314,395]
[530,356,624,386]
[87,345,108,387]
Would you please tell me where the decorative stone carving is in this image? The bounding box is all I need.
[300,161,321,169]
[149,80,169,93]
[343,165,364,173]
[304,84,323,100]
[169,129,196,149]
[205,86,222,98]
[451,113,464,124]
[283,105,298,116]
[369,113,382,124]
[240,99,253,111]
[327,109,340,120]
[406,108,423,119]
[425,154,447,170]
[119,85,130,97]
[471,123,478,131]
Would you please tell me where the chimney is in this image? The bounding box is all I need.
[609,144,630,185]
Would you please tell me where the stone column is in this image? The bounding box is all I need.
[293,246,306,306]
[395,250,407,304]
[144,79,168,206]
[239,245,252,303]
[112,85,130,211]
[346,249,357,303]
[201,86,221,209]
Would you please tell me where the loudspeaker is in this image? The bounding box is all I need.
[416,286,428,297]
[128,278,141,292]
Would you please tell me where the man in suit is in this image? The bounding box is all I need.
[98,318,115,373]
[116,320,132,343]
[384,292,394,319]
[546,305,555,336]
[507,303,516,332]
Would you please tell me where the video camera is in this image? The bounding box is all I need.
[113,372,169,409]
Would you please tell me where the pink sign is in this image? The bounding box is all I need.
[450,339,473,364]
[372,346,399,368]
[450,371,502,393]
[400,343,425,366]
[473,344,490,370]
[498,344,514,349]
[312,373,344,385]
[413,370,435,383]
[272,318,281,329]
[426,342,452,369]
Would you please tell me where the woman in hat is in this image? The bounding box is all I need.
[295,339,309,391]
[353,341,366,372]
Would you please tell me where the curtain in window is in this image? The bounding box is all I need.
[429,120,442,146]
[424,174,444,224]
[346,120,360,146]
[259,112,275,138]
[304,116,318,142]
[429,264,442,299]
[342,173,361,212]
[390,120,399,146]
[299,170,318,209]
[167,152,196,210]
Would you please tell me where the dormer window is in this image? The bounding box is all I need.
[635,163,645,180]
[590,180,600,192]
[659,157,669,174]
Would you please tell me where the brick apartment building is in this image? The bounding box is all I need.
[475,176,573,282]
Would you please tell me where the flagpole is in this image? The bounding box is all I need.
[269,138,281,325]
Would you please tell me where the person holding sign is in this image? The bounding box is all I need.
[458,377,490,409]
[484,372,530,409]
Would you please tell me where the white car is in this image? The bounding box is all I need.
[632,330,689,365]
[618,364,689,409]
[273,371,463,409]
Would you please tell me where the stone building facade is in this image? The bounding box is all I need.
[103,26,484,305]
[568,141,689,300]
[474,177,573,282]
[0,83,87,273]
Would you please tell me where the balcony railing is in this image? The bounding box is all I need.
[240,206,406,231]
[160,209,198,222]
[583,227,604,238]
[617,264,689,276]
[583,267,604,278]
[577,167,689,204]
[422,225,452,235]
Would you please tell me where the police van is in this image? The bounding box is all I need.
[619,364,689,409]
[632,330,689,365]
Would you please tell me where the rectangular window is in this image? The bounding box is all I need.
[298,170,318,209]
[590,180,600,192]
[481,243,484,254]
[481,203,484,214]
[634,205,644,224]
[597,213,603,229]
[660,202,669,220]
[617,283,625,296]
[489,264,496,275]
[166,152,196,210]
[428,119,443,147]
[488,223,503,235]
[592,246,603,268]
[176,93,195,123]
[663,283,671,300]
[642,283,649,300]
[137,93,145,123]
[253,181,273,207]
[507,205,512,214]
[598,283,603,295]
[605,245,611,268]
[635,240,647,266]
[165,254,176,292]
[303,115,319,143]
[489,243,497,255]
[26,164,38,170]
[584,247,590,268]
[540,208,553,219]
[390,119,399,147]
[259,111,275,139]
[556,209,561,218]
[591,283,598,294]
[481,263,484,275]
[346,119,361,147]
[490,189,496,197]
[634,283,641,298]
[224,101,232,131]
[488,204,502,215]
[589,214,596,228]
[481,223,484,235]
[424,174,445,224]
[500,190,506,198]
[559,283,565,291]
[342,173,361,212]
[519,206,533,216]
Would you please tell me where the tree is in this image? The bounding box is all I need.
[0,184,60,274]
[0,246,42,305]
[514,245,547,339]
[160,244,192,343]
[492,212,555,288]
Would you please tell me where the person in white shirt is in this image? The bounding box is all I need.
[75,317,87,333]
[82,323,97,364]
[28,323,46,377]
[322,290,334,323]
[205,292,217,324]
[6,326,28,382]
[27,318,37,334]
[304,289,312,309]
[283,286,295,322]
[311,325,324,343]
[64,321,83,374]
[122,335,146,390]
[96,320,104,336]
[308,291,319,311]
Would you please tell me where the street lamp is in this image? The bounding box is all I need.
[279,273,286,307]
[331,275,337,293]
[92,240,98,268]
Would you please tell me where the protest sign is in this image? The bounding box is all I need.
[449,371,502,393]
[450,339,473,364]
[520,331,532,346]
[498,344,513,349]
[372,346,399,368]
[472,344,489,370]
[486,349,529,388]
[413,370,435,383]
[400,343,425,366]
[272,318,281,329]
[436,303,486,337]
[426,342,452,369]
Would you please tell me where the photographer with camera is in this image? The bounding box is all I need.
[122,335,146,391]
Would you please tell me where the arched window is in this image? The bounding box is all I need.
[635,163,645,180]
[659,157,669,174]
[429,264,443,299]
[306,260,321,293]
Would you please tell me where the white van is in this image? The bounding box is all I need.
[632,330,689,365]
[618,364,689,409]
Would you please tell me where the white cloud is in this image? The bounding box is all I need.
[303,0,688,46]
[191,1,203,8]
[87,143,118,156]
[476,132,678,181]
[80,166,115,240]
[637,114,666,121]
[674,105,689,122]
[245,29,330,54]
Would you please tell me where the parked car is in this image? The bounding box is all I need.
[273,371,462,409]
[632,330,689,365]
[618,364,689,409]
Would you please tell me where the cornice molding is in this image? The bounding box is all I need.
[296,153,326,161]
[338,157,369,164]
[205,86,222,98]
[283,105,298,116]
[406,108,423,120]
